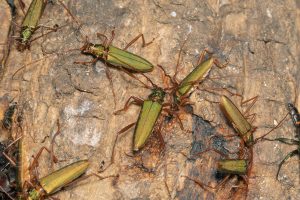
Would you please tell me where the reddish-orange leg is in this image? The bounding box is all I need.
[123,33,155,50]
[114,96,144,115]
[183,146,249,197]
[99,96,143,172]
[28,147,58,172]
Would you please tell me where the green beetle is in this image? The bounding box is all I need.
[75,31,155,107]
[133,88,165,151]
[173,48,227,104]
[176,57,214,99]
[217,159,248,175]
[154,49,227,130]
[115,87,166,152]
[80,43,154,73]
[78,32,154,73]
[220,95,256,146]
[20,160,89,200]
[17,0,47,51]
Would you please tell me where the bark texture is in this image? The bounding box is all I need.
[0,0,299,199]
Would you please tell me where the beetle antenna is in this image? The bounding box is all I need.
[174,34,190,79]
[57,0,81,26]
[121,70,153,89]
[140,73,158,88]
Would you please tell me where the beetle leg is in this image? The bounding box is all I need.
[164,180,171,199]
[161,102,172,108]
[35,24,59,32]
[240,175,249,185]
[114,96,144,115]
[153,120,166,151]
[263,137,298,145]
[121,70,153,89]
[50,119,62,170]
[29,146,59,171]
[213,58,228,69]
[57,0,81,27]
[74,57,98,65]
[129,162,156,174]
[244,113,256,124]
[276,149,299,180]
[123,33,154,50]
[255,112,289,142]
[157,64,177,88]
[172,37,190,82]
[89,173,119,183]
[195,48,210,66]
[104,67,117,107]
[183,174,231,194]
[162,107,184,130]
[21,180,35,196]
[175,113,185,130]
[230,176,249,200]
[240,95,258,117]
[202,96,220,104]
[30,24,65,44]
[98,29,115,49]
[117,122,136,135]
[179,97,194,107]
[198,86,243,100]
[60,172,119,191]
[17,0,26,15]
[100,123,137,173]
[107,29,116,48]
[96,32,109,46]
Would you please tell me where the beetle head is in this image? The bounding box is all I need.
[149,88,166,104]
[80,42,93,53]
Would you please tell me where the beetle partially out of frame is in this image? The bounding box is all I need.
[16,0,63,51]
[17,0,47,51]
[21,160,89,200]
[262,103,300,180]
[184,94,286,198]
[183,95,261,198]
[18,120,118,199]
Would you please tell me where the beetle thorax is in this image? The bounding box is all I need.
[88,44,105,57]
[21,27,32,44]
[28,184,46,200]
[148,88,165,104]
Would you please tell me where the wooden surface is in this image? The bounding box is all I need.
[0,0,299,199]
